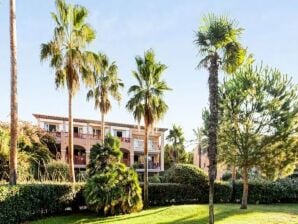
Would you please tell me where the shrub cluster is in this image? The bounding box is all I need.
[163,164,208,187]
[233,178,298,204]
[84,138,143,216]
[0,183,83,224]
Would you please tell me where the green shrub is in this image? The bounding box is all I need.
[221,170,242,181]
[163,164,208,188]
[0,183,83,224]
[233,178,298,204]
[46,160,69,182]
[146,182,231,205]
[148,175,161,183]
[84,139,143,216]
[214,181,232,203]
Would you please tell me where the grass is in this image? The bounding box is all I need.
[31,204,298,224]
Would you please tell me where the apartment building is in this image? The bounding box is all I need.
[33,114,167,176]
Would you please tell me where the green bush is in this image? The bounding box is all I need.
[0,183,83,224]
[148,175,161,183]
[46,160,69,182]
[146,182,231,205]
[233,178,298,204]
[163,164,208,188]
[221,170,242,181]
[84,139,143,216]
[214,181,232,203]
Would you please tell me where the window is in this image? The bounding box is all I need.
[116,131,123,138]
[93,129,101,136]
[49,124,57,132]
[44,123,57,132]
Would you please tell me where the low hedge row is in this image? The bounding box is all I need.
[233,178,298,204]
[146,182,232,205]
[0,183,84,224]
[0,178,296,223]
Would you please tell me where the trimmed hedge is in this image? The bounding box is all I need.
[233,178,298,204]
[0,178,296,223]
[0,183,84,224]
[145,182,231,205]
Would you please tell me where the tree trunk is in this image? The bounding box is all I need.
[231,165,236,202]
[240,166,248,209]
[207,55,219,224]
[198,145,202,168]
[143,123,149,208]
[101,112,105,144]
[9,0,18,186]
[68,91,75,182]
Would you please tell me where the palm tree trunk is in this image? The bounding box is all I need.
[9,0,18,186]
[198,145,202,168]
[240,166,248,209]
[207,55,219,224]
[68,91,75,182]
[143,123,149,208]
[101,112,105,144]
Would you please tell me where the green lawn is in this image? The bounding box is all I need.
[31,204,298,224]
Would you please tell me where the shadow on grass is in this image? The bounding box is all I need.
[159,204,298,224]
[32,204,298,224]
[71,207,171,224]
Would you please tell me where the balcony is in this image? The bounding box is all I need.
[74,155,86,165]
[134,162,160,170]
[133,141,160,152]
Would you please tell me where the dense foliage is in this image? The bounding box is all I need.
[218,65,298,208]
[84,136,143,216]
[0,183,83,224]
[0,122,55,182]
[163,164,208,188]
[46,160,69,182]
[164,125,191,169]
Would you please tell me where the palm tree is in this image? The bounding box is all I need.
[192,127,207,168]
[166,124,186,164]
[126,49,171,208]
[9,0,18,185]
[87,53,124,143]
[195,14,246,222]
[40,0,95,182]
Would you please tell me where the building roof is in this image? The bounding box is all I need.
[32,114,168,132]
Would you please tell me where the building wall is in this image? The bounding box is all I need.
[193,145,226,180]
[35,115,166,173]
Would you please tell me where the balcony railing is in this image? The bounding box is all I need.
[134,162,160,170]
[47,131,101,140]
[74,155,86,165]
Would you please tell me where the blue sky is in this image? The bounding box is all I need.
[0,0,298,145]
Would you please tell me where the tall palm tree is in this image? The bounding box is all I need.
[40,0,95,182]
[192,127,207,168]
[87,53,124,143]
[9,0,18,185]
[126,49,171,208]
[195,14,246,223]
[166,124,185,163]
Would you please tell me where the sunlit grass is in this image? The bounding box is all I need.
[31,204,298,224]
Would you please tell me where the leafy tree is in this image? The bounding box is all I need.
[195,14,246,223]
[84,136,143,216]
[40,0,96,182]
[164,124,188,169]
[126,49,171,208]
[218,65,298,209]
[0,122,56,182]
[87,53,124,143]
[9,0,18,185]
